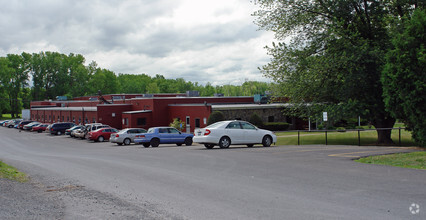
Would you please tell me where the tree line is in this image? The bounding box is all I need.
[0,51,271,117]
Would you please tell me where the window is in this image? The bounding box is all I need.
[137,118,146,126]
[168,128,180,133]
[241,122,256,130]
[226,122,241,129]
[159,128,168,133]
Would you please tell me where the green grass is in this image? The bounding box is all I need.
[0,161,28,182]
[356,151,426,170]
[275,128,416,146]
[0,114,21,120]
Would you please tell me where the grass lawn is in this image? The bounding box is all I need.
[356,151,426,170]
[275,128,416,146]
[0,114,21,120]
[0,161,28,182]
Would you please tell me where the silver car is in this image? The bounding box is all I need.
[110,128,147,145]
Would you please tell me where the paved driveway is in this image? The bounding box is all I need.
[0,127,424,219]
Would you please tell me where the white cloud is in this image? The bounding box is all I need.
[0,0,274,86]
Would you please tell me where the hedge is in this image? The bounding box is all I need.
[260,122,290,131]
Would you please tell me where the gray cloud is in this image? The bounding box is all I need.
[0,0,274,86]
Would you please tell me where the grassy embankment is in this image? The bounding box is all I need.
[356,151,425,170]
[0,161,28,182]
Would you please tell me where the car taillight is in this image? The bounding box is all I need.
[115,134,119,137]
[204,129,211,136]
[136,135,145,138]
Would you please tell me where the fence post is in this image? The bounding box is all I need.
[399,127,401,146]
[298,131,300,145]
[358,129,361,146]
[325,130,328,145]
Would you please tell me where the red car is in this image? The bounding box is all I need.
[32,123,50,133]
[88,127,119,142]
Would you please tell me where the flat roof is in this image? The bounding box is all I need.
[30,107,98,112]
[211,103,289,110]
[122,110,153,114]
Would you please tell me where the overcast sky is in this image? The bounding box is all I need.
[0,0,275,86]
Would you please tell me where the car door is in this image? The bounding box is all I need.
[168,128,183,143]
[225,121,244,144]
[240,122,262,144]
[158,128,172,143]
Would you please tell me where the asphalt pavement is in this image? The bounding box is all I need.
[0,127,424,219]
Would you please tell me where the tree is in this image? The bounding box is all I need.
[253,0,422,144]
[207,111,225,125]
[5,54,29,117]
[0,57,12,114]
[382,8,426,147]
[169,118,185,131]
[88,68,119,95]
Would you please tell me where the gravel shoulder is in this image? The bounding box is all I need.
[0,177,182,220]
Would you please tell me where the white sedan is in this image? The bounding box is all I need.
[193,120,277,149]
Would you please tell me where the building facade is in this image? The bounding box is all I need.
[30,93,303,132]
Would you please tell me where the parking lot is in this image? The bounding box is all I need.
[1,126,425,219]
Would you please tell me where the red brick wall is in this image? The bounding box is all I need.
[97,105,133,129]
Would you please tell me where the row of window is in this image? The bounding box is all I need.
[31,114,96,124]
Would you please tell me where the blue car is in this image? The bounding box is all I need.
[134,127,194,148]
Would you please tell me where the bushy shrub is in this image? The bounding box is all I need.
[207,111,225,125]
[169,118,185,131]
[336,127,346,132]
[248,113,264,127]
[261,122,290,131]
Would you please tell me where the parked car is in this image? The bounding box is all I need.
[85,124,109,138]
[32,123,50,133]
[17,120,34,130]
[193,120,277,149]
[110,128,147,145]
[134,127,194,148]
[49,122,76,135]
[66,125,84,136]
[1,120,10,127]
[3,119,22,128]
[23,122,41,131]
[88,127,119,142]
[73,128,87,139]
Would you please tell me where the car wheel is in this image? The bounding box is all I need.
[38,130,42,133]
[123,138,131,145]
[204,144,214,149]
[184,137,193,146]
[219,137,231,148]
[143,143,150,148]
[98,136,105,142]
[247,144,254,147]
[262,135,272,147]
[150,138,160,147]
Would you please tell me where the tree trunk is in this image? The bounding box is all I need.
[372,117,396,145]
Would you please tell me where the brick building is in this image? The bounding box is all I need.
[30,93,303,132]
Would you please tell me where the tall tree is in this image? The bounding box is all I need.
[253,0,421,144]
[5,53,29,117]
[382,8,426,147]
[0,57,12,114]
